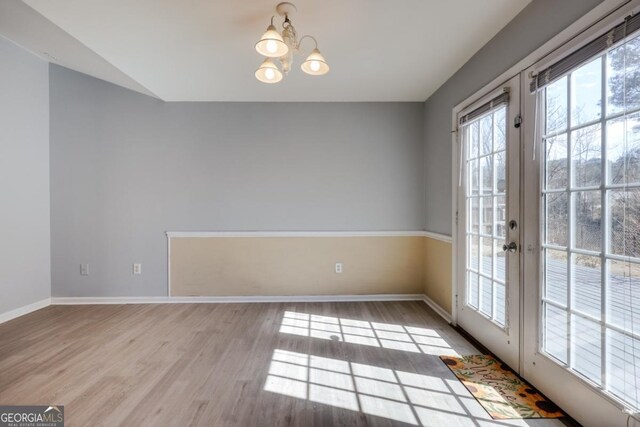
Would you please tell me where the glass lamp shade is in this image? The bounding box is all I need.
[255,25,289,58]
[301,48,329,75]
[255,58,283,84]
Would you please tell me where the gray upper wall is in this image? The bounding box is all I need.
[0,36,50,314]
[423,0,603,235]
[49,65,425,297]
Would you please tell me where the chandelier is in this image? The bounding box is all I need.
[255,2,329,84]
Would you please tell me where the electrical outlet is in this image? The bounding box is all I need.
[335,262,343,274]
[133,263,142,275]
[80,264,89,276]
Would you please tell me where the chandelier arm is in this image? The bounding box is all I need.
[297,35,318,52]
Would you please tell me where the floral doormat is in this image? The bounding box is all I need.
[440,355,564,419]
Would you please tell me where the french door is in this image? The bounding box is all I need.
[454,5,640,424]
[456,75,521,371]
[521,10,640,425]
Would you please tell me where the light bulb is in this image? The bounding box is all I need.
[265,67,275,80]
[301,49,329,76]
[266,40,278,54]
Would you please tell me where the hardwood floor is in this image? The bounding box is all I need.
[0,302,569,426]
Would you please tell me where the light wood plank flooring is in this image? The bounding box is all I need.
[0,302,570,426]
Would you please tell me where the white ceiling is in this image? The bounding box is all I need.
[0,1,157,97]
[2,0,530,102]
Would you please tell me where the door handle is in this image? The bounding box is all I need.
[502,242,518,253]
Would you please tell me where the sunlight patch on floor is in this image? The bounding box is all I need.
[278,311,461,356]
[262,349,560,426]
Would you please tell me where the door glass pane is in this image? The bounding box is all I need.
[470,197,479,234]
[480,115,492,156]
[469,235,479,271]
[571,57,602,126]
[572,255,601,319]
[495,242,506,283]
[495,283,506,326]
[463,105,509,328]
[546,76,568,133]
[609,189,640,258]
[571,124,601,188]
[481,157,493,195]
[545,134,568,189]
[495,151,507,194]
[573,191,601,252]
[481,196,493,235]
[606,114,640,185]
[480,237,492,276]
[545,193,568,247]
[571,315,601,384]
[469,158,479,195]
[494,107,506,151]
[544,303,568,363]
[607,37,640,116]
[606,259,640,331]
[469,121,479,158]
[495,196,506,239]
[545,249,567,305]
[468,272,479,309]
[607,329,640,409]
[492,239,503,282]
[480,276,493,317]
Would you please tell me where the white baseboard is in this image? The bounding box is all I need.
[51,294,425,305]
[3,296,451,326]
[0,298,51,324]
[422,295,452,324]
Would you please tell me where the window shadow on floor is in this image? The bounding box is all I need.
[279,310,466,356]
[263,348,566,426]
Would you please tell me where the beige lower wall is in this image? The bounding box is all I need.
[170,236,425,296]
[423,237,453,314]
